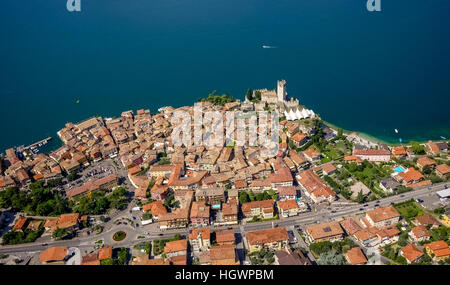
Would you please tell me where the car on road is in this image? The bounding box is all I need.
[359,208,364,211]
[390,202,395,205]
[331,210,336,213]
[445,185,448,189]
[41,243,48,246]
[363,204,368,207]
[400,194,405,197]
[227,227,233,230]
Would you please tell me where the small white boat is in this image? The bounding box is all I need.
[262,45,276,49]
[394,129,398,133]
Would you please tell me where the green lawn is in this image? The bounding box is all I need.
[394,200,424,221]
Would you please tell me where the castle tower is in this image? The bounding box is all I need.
[277,80,287,102]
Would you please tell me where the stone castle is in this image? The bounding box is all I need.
[245,80,316,121]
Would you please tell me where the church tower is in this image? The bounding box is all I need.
[277,80,287,102]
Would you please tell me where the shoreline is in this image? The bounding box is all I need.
[322,120,432,147]
[2,105,446,156]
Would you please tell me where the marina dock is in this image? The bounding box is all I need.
[23,137,52,150]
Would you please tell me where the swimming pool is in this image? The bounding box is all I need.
[394,166,405,173]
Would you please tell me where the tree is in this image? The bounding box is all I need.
[67,171,79,182]
[255,91,261,101]
[422,165,433,175]
[309,241,332,256]
[116,248,129,265]
[411,142,426,155]
[318,251,346,265]
[356,190,365,203]
[239,191,250,204]
[246,88,253,101]
[397,232,409,247]
[52,228,69,240]
[248,190,256,202]
[142,211,153,220]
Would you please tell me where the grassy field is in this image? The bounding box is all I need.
[394,200,424,221]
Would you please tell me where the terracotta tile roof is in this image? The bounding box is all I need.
[289,150,307,165]
[98,246,113,260]
[188,228,211,240]
[246,227,289,245]
[250,178,272,188]
[306,221,344,240]
[392,146,407,156]
[26,220,42,231]
[142,201,167,217]
[344,155,362,163]
[424,240,450,257]
[13,217,28,231]
[149,164,175,172]
[66,174,118,198]
[414,213,440,226]
[303,148,321,159]
[436,164,450,175]
[222,200,238,216]
[33,173,44,181]
[40,246,68,263]
[128,165,142,176]
[44,218,58,228]
[401,244,423,263]
[277,199,299,210]
[56,213,79,229]
[234,181,247,189]
[345,247,367,265]
[131,255,169,265]
[169,254,187,265]
[398,168,424,183]
[409,180,432,188]
[216,230,235,244]
[366,206,400,223]
[277,186,297,197]
[354,227,378,241]
[190,201,210,219]
[275,249,311,265]
[269,167,293,184]
[320,163,337,173]
[291,132,308,143]
[340,217,363,235]
[353,149,391,156]
[427,141,440,154]
[376,226,400,238]
[241,200,274,213]
[210,245,237,264]
[417,157,435,167]
[411,225,431,239]
[164,239,188,254]
[297,169,336,198]
[81,253,100,265]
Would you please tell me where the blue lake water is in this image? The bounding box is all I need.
[1,0,450,153]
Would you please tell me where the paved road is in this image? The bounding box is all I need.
[1,181,448,255]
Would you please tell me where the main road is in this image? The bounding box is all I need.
[1,181,448,255]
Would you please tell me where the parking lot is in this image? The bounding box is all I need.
[417,193,449,210]
[63,160,117,191]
